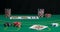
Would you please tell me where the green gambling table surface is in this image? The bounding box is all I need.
[0,14,60,32]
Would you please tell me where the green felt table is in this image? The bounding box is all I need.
[0,14,60,32]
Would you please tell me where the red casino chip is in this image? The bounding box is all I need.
[13,22,21,27]
[45,13,51,17]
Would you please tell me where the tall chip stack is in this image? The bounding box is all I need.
[5,8,11,17]
[38,9,44,17]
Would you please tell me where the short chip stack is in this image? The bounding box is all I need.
[45,13,51,18]
[4,22,12,27]
[13,22,21,28]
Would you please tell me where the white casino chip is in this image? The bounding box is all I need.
[10,17,12,19]
[52,23,59,27]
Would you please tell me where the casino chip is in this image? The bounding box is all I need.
[13,22,21,28]
[4,22,11,27]
[45,13,51,17]
[51,23,59,27]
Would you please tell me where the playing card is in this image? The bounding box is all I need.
[29,25,48,30]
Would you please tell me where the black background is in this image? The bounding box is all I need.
[0,0,60,14]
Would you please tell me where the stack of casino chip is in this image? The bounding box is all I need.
[5,8,11,17]
[4,22,21,28]
[4,22,12,27]
[45,13,51,17]
[13,22,21,28]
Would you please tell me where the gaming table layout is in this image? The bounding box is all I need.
[0,15,60,32]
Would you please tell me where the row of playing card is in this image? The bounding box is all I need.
[10,16,39,19]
